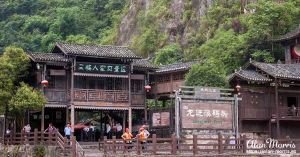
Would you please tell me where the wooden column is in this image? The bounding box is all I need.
[70,58,75,134]
[66,66,70,123]
[144,72,148,123]
[128,63,132,132]
[41,64,46,131]
[123,111,126,132]
[285,45,291,64]
[128,107,132,132]
[275,79,280,138]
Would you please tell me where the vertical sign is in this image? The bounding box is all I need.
[152,112,170,127]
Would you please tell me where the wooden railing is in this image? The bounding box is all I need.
[279,107,300,118]
[240,107,269,119]
[100,134,300,155]
[3,129,84,157]
[153,80,184,94]
[131,93,145,106]
[44,89,68,102]
[74,89,129,102]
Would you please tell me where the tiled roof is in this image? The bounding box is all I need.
[228,69,272,82]
[272,28,300,42]
[156,61,195,73]
[55,43,141,59]
[28,53,70,63]
[251,61,300,80]
[132,59,157,70]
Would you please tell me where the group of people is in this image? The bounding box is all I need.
[105,123,123,139]
[121,125,150,149]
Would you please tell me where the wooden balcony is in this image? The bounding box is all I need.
[73,89,129,102]
[154,80,184,94]
[240,107,269,119]
[131,93,145,106]
[279,107,300,119]
[44,89,68,102]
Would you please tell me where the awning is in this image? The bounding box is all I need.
[74,72,128,78]
[74,106,128,110]
[131,106,145,110]
[45,104,67,108]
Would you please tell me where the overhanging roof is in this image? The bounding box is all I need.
[156,61,196,74]
[55,43,142,59]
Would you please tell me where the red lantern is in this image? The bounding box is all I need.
[41,80,48,87]
[144,85,151,92]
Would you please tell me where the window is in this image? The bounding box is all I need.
[287,97,297,107]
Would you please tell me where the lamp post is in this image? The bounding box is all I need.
[41,79,48,131]
[235,84,241,137]
[144,84,151,124]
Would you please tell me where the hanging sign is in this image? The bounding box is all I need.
[181,102,233,130]
[75,62,129,75]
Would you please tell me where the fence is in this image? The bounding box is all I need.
[100,133,300,155]
[3,129,84,157]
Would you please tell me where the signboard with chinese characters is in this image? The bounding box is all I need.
[75,62,129,75]
[152,111,170,127]
[194,87,220,99]
[181,102,233,129]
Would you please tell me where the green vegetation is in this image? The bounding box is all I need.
[184,0,300,87]
[0,47,46,128]
[33,145,47,157]
[0,0,129,52]
[154,44,183,65]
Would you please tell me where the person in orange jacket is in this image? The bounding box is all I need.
[122,128,133,149]
[137,127,148,150]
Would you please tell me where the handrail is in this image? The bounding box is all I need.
[75,140,85,157]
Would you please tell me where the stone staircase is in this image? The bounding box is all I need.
[79,142,103,157]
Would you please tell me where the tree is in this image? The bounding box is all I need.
[0,47,30,113]
[9,82,46,128]
[154,44,183,65]
[185,61,227,87]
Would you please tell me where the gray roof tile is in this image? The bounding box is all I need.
[156,61,195,73]
[251,61,300,80]
[28,53,70,63]
[272,28,300,42]
[56,43,141,59]
[229,69,272,82]
[132,59,157,69]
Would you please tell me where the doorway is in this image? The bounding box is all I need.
[287,97,297,107]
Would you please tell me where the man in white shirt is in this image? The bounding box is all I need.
[106,123,112,139]
[116,123,122,138]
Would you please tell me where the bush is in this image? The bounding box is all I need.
[33,145,47,157]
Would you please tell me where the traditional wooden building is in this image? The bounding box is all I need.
[229,28,300,138]
[27,43,156,136]
[150,62,195,100]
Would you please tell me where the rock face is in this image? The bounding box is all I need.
[116,0,213,46]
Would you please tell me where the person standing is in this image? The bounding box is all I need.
[64,123,71,142]
[44,123,57,134]
[121,128,133,149]
[116,123,122,138]
[106,123,112,139]
[23,123,31,137]
[137,127,147,150]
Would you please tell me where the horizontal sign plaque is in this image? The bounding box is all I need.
[181,102,233,130]
[75,62,129,75]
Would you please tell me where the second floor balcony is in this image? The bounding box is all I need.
[44,88,145,106]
